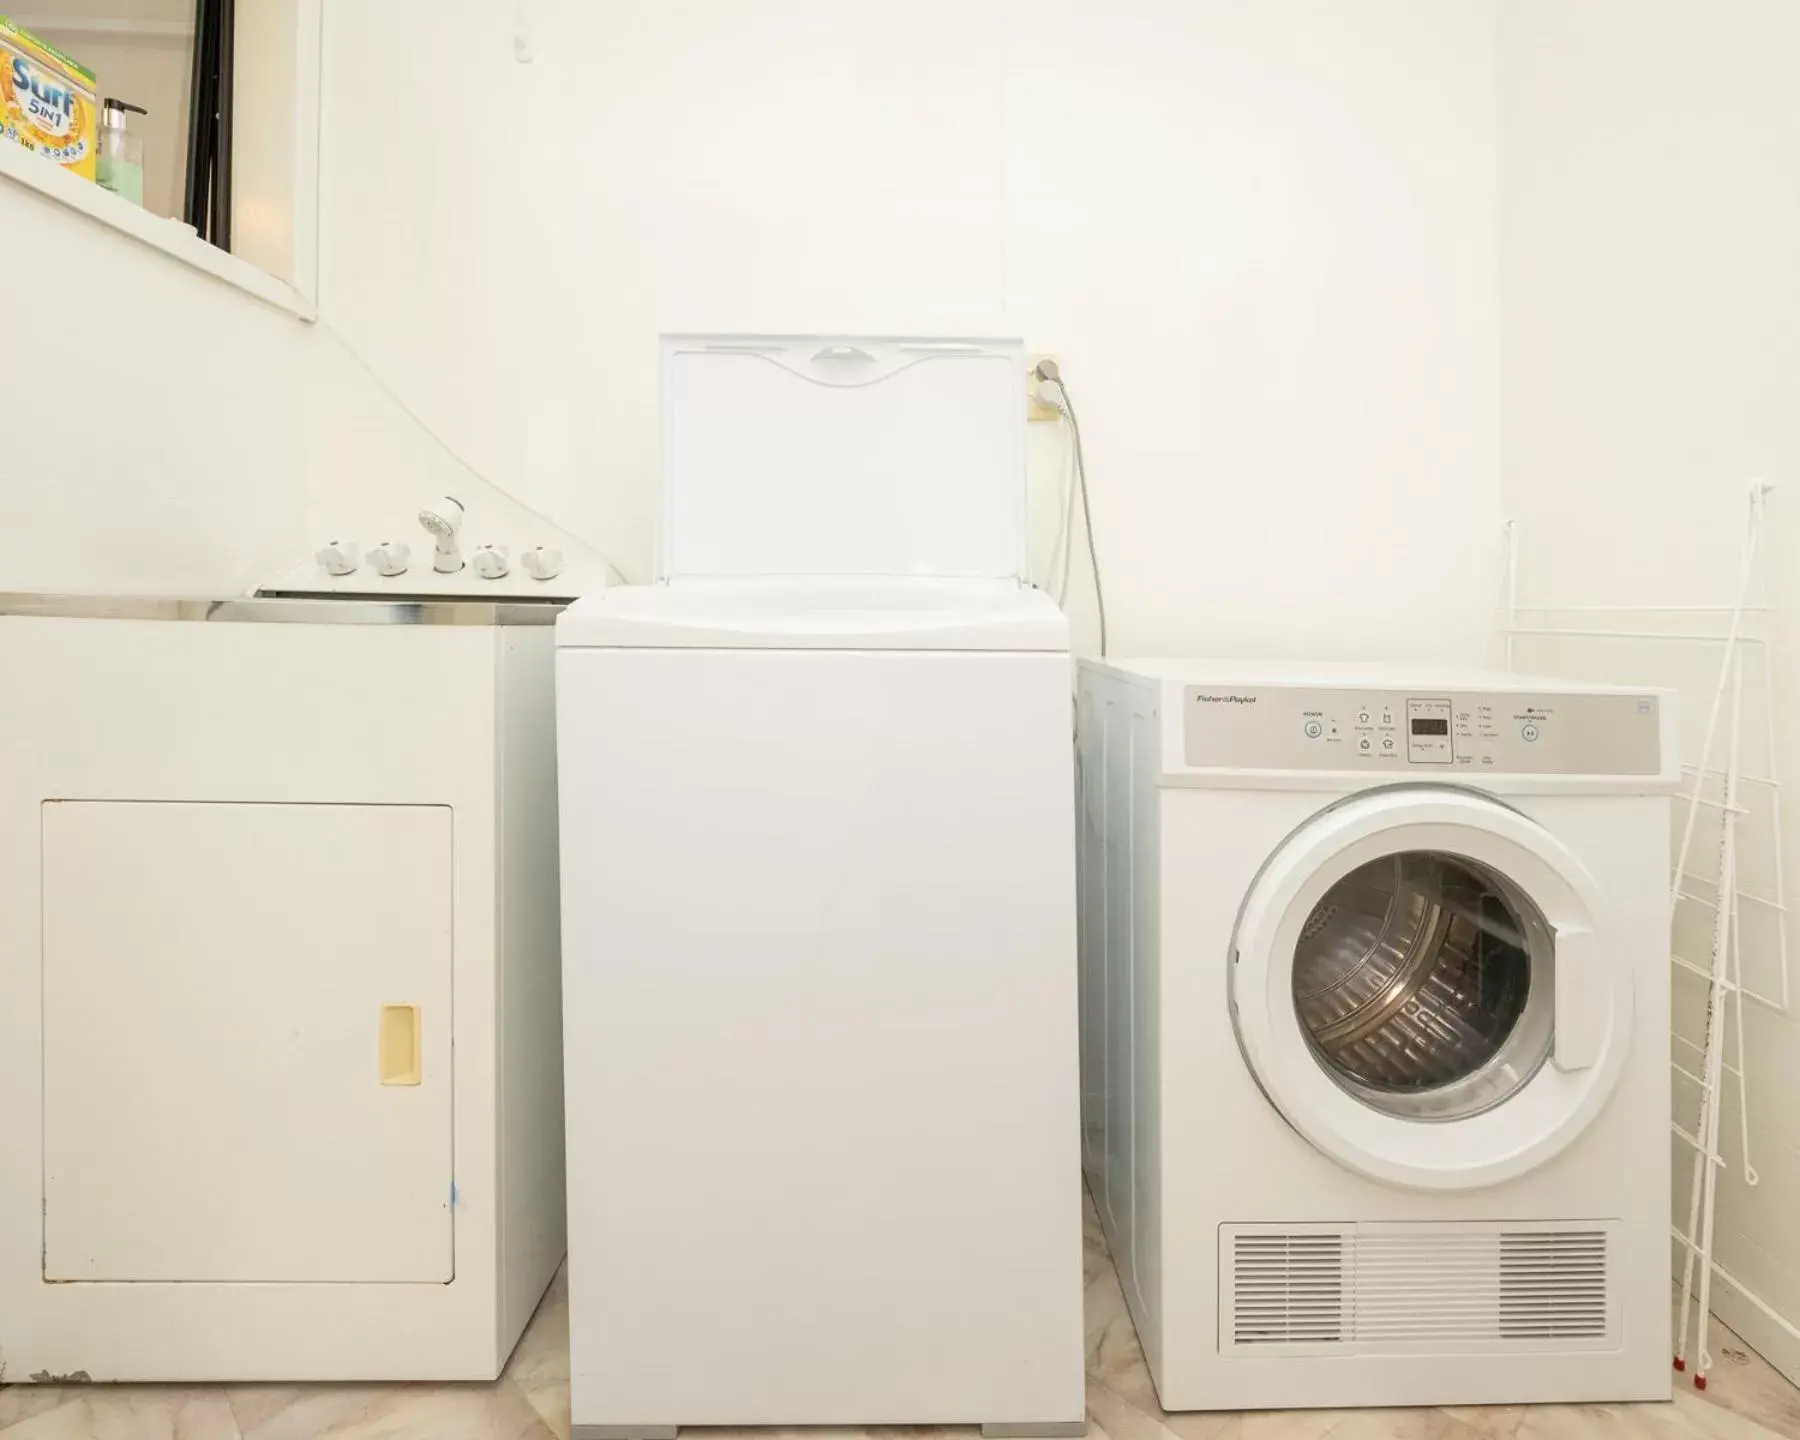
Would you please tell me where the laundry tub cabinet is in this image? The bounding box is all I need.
[0,595,566,1382]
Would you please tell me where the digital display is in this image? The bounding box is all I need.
[1410,718,1449,736]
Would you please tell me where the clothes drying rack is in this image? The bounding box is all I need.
[1497,482,1792,1391]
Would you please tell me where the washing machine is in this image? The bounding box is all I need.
[555,337,1084,1439]
[1076,659,1678,1412]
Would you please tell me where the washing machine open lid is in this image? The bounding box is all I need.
[656,335,1027,583]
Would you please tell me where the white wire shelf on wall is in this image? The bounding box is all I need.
[1497,481,1791,1391]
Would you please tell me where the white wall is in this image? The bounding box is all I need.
[317,0,1503,660]
[0,177,303,595]
[0,174,599,596]
[296,321,602,580]
[1499,0,1800,1381]
[5,0,1503,638]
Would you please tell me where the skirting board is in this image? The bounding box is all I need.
[1710,1271,1800,1390]
[1671,1239,1800,1390]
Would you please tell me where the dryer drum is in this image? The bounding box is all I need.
[1291,851,1557,1122]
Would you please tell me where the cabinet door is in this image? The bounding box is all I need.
[42,801,454,1283]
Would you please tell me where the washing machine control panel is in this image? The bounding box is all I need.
[1183,685,1662,775]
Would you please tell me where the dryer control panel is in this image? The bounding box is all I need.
[1182,685,1663,775]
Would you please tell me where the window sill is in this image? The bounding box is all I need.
[0,140,315,321]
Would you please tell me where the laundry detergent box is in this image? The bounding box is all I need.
[0,15,96,180]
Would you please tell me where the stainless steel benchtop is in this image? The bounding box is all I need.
[0,593,569,627]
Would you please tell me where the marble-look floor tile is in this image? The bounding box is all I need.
[1323,1408,1489,1440]
[0,1389,74,1433]
[1083,1191,1113,1292]
[1233,1410,1355,1440]
[224,1385,375,1440]
[0,1387,239,1439]
[1162,1415,1249,1440]
[230,1381,550,1440]
[513,1380,569,1440]
[1670,1300,1800,1439]
[1084,1376,1188,1440]
[1661,1387,1789,1440]
[1513,1402,1705,1440]
[1688,1361,1800,1439]
[1083,1257,1156,1420]
[506,1263,572,1439]
[687,1429,978,1440]
[4,1217,1800,1440]
[1440,1406,1530,1440]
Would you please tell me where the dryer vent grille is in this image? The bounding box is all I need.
[1496,1229,1609,1340]
[1222,1221,1615,1356]
[1227,1231,1347,1346]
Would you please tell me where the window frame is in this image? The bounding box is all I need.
[0,0,320,320]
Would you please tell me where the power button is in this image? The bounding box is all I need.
[1304,720,1323,739]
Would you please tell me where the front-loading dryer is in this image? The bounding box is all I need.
[1075,659,1678,1411]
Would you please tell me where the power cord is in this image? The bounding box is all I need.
[1034,360,1108,655]
[1048,414,1078,606]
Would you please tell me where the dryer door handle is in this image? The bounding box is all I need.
[1553,925,1606,1072]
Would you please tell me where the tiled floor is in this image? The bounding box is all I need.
[4,1198,1798,1440]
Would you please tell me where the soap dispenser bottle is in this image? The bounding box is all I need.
[97,99,148,206]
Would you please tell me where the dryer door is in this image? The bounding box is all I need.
[1230,786,1631,1190]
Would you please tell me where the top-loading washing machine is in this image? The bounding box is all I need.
[555,337,1084,1440]
[1075,659,1678,1412]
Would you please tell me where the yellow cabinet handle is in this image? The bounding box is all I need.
[379,1004,421,1085]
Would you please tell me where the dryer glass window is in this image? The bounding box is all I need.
[1290,852,1555,1122]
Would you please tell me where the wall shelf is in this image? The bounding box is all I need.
[8,16,196,40]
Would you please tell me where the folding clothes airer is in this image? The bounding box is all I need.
[1499,482,1792,1392]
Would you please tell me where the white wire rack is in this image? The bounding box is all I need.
[1497,482,1792,1390]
